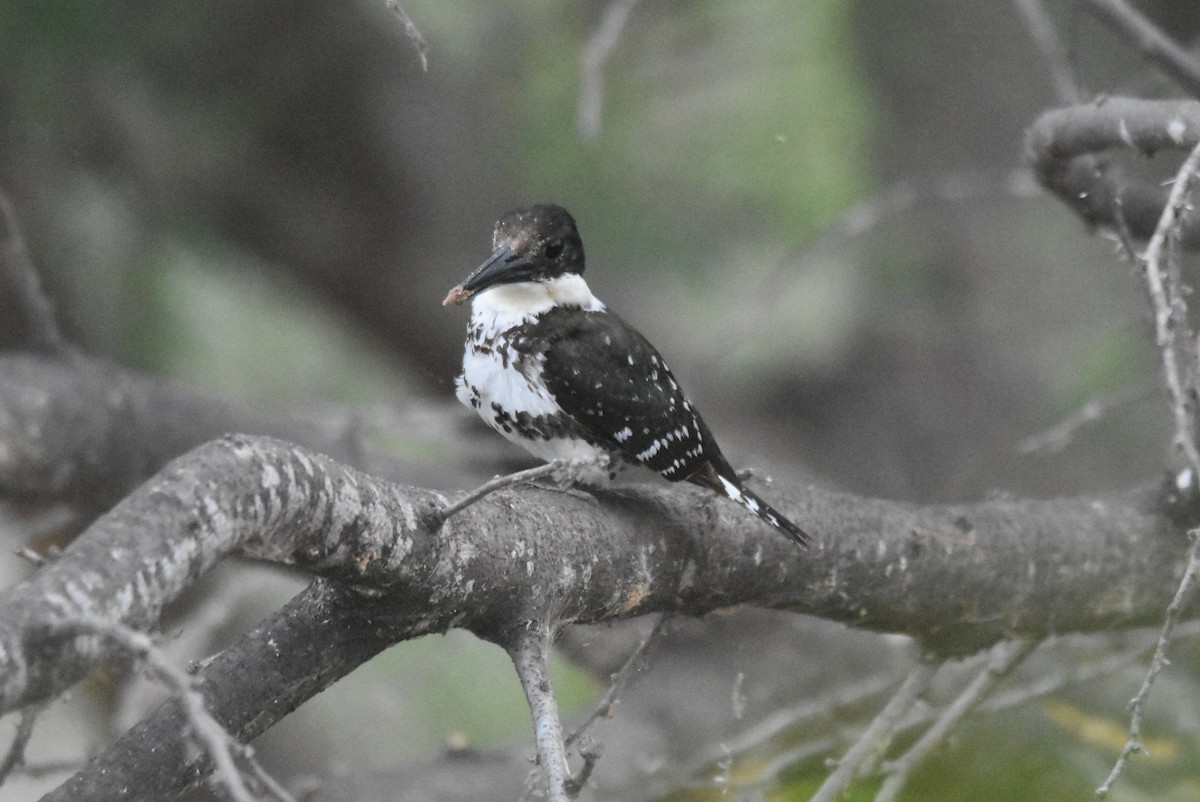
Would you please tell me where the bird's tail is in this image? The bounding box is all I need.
[690,462,810,548]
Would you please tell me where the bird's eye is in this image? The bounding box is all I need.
[544,240,564,259]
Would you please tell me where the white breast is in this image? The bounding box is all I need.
[456,346,559,419]
[456,275,615,480]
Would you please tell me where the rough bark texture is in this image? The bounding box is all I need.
[1026,96,1200,245]
[0,430,1190,721]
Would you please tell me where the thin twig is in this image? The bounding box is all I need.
[1016,387,1155,455]
[1096,530,1200,798]
[565,614,669,748]
[384,1,428,71]
[571,744,602,793]
[437,457,604,522]
[0,704,43,787]
[577,0,644,140]
[1110,188,1142,262]
[692,627,1200,797]
[765,169,1039,293]
[809,659,940,802]
[245,746,299,802]
[1012,0,1084,103]
[875,640,1038,802]
[1139,138,1200,483]
[509,625,574,802]
[982,624,1200,713]
[1080,0,1200,100]
[712,672,901,763]
[0,187,66,353]
[51,614,296,802]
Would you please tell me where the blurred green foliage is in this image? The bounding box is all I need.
[666,700,1199,801]
[132,242,414,404]
[407,0,872,277]
[516,0,872,272]
[1065,324,1144,407]
[296,630,596,766]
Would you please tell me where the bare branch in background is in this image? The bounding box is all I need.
[1097,530,1200,798]
[46,579,403,802]
[1016,386,1155,455]
[875,640,1038,802]
[384,1,429,71]
[565,613,669,749]
[0,189,66,354]
[1137,137,1200,480]
[1025,87,1200,801]
[765,169,1039,294]
[1080,0,1200,100]
[1012,0,1085,103]
[577,0,644,140]
[809,660,939,802]
[0,352,481,515]
[48,615,288,802]
[1026,97,1200,245]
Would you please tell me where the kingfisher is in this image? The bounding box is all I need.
[443,204,809,546]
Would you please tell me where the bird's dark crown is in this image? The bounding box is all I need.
[490,203,585,277]
[446,204,586,303]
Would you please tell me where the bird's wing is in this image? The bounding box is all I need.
[526,307,716,480]
[523,306,810,546]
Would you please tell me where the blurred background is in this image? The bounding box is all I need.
[2,1,1200,799]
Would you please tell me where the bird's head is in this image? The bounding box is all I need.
[443,204,585,306]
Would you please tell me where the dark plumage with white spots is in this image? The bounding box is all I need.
[443,204,809,546]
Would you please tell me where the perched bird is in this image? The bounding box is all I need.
[443,204,809,546]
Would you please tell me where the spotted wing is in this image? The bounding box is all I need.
[520,307,715,481]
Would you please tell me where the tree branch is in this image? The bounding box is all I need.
[0,428,1193,721]
[383,1,429,71]
[0,352,476,515]
[47,614,280,802]
[875,639,1037,802]
[1025,96,1200,244]
[1012,0,1084,104]
[509,625,574,801]
[564,613,667,749]
[810,659,939,802]
[1080,0,1200,100]
[1139,137,1200,481]
[1097,529,1200,798]
[0,189,66,354]
[45,579,405,801]
[577,0,643,140]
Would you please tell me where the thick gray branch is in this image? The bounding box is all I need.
[47,579,406,801]
[1026,97,1200,244]
[0,431,1190,718]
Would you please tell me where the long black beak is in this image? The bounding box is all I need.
[443,242,529,306]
